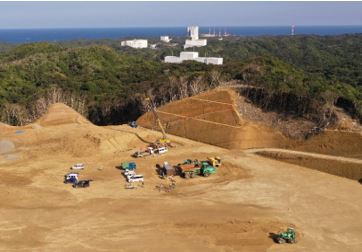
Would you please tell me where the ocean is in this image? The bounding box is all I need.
[0,26,361,44]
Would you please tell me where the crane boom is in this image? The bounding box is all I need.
[145,97,170,144]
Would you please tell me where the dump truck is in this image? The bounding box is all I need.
[274,228,297,244]
[176,159,217,179]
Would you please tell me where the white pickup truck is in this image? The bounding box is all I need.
[127,174,144,183]
[71,163,85,170]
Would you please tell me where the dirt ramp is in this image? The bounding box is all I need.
[258,151,362,181]
[138,88,288,149]
[36,103,90,127]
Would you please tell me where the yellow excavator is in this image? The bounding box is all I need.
[145,96,171,146]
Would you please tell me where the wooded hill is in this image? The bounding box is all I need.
[0,34,361,127]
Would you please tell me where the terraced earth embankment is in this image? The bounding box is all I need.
[250,148,362,181]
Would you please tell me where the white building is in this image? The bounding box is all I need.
[184,39,207,48]
[160,36,171,43]
[121,39,148,49]
[164,51,223,65]
[195,57,223,65]
[188,26,199,40]
[184,26,207,49]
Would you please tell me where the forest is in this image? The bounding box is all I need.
[0,34,361,126]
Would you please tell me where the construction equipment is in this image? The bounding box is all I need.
[207,157,222,168]
[176,159,217,179]
[274,228,297,244]
[72,180,92,188]
[145,96,171,146]
[199,161,217,177]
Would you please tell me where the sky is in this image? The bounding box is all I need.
[0,1,361,29]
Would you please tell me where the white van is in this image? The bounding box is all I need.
[127,175,144,183]
[157,147,168,154]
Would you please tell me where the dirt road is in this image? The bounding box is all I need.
[246,148,362,164]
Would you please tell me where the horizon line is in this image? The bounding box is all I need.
[1,25,362,30]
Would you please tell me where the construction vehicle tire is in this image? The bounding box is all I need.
[184,173,190,179]
[204,172,210,177]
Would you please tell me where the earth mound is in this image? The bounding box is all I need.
[137,88,289,149]
[36,103,90,127]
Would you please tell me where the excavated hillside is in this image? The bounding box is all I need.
[294,130,362,159]
[138,89,290,149]
[138,88,362,159]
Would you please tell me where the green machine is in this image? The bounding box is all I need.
[275,227,297,244]
[199,161,217,177]
[177,160,217,178]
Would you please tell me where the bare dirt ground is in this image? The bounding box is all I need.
[138,88,290,149]
[1,103,362,251]
[249,148,362,180]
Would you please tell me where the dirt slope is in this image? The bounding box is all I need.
[248,148,362,180]
[138,88,289,149]
[35,103,90,126]
[293,130,362,159]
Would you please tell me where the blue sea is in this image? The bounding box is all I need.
[0,26,361,44]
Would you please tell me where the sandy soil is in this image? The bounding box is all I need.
[250,148,362,180]
[293,130,362,159]
[138,88,289,149]
[1,103,362,251]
